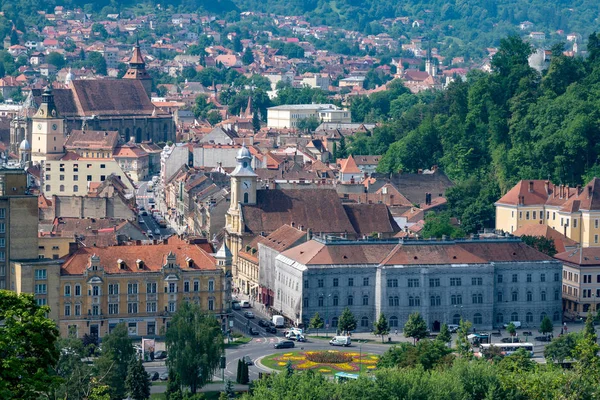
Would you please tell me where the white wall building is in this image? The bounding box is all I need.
[267,104,351,128]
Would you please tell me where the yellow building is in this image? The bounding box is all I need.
[12,237,232,339]
[31,87,65,164]
[555,247,600,319]
[38,235,75,260]
[495,178,600,247]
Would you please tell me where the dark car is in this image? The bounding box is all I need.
[154,350,167,359]
[150,372,159,381]
[265,326,277,334]
[249,327,260,335]
[274,341,295,349]
[243,355,253,365]
[535,336,551,342]
[258,319,270,327]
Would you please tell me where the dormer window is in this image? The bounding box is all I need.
[185,257,193,268]
[118,259,125,270]
[136,259,144,269]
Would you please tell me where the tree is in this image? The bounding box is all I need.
[539,315,553,337]
[333,135,347,159]
[373,313,390,343]
[242,47,254,65]
[233,36,242,53]
[296,116,320,132]
[10,28,18,45]
[544,332,580,363]
[309,312,324,336]
[86,51,107,75]
[46,52,65,69]
[421,211,466,239]
[403,312,428,344]
[0,290,60,399]
[520,235,557,257]
[436,323,452,345]
[94,323,135,400]
[337,307,357,335]
[166,302,224,394]
[506,322,517,339]
[126,356,151,400]
[455,319,473,358]
[165,369,182,400]
[206,110,223,126]
[252,111,261,132]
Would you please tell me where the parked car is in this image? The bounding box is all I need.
[241,300,251,308]
[155,228,161,235]
[535,336,551,342]
[159,372,169,381]
[243,355,253,365]
[447,324,459,333]
[249,327,259,335]
[244,311,255,319]
[504,321,522,329]
[274,341,295,349]
[258,319,270,327]
[329,336,352,347]
[150,372,159,381]
[154,350,167,359]
[265,326,277,334]
[232,302,241,310]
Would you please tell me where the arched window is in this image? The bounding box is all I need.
[243,192,249,203]
[360,316,369,327]
[496,313,504,323]
[347,295,353,306]
[430,295,436,306]
[73,185,78,192]
[389,296,394,307]
[473,313,482,325]
[333,295,339,306]
[331,317,338,327]
[540,312,547,322]
[553,311,560,321]
[389,316,398,327]
[526,312,533,323]
[511,291,518,301]
[59,184,65,192]
[452,313,461,325]
[511,312,519,322]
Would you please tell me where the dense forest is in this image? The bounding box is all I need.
[345,35,600,233]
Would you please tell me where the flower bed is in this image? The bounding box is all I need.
[263,350,379,374]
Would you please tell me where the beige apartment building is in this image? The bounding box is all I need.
[555,247,600,319]
[267,104,351,129]
[10,237,233,338]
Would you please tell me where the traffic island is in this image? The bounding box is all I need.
[259,350,379,375]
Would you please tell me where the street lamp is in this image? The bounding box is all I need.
[320,293,331,337]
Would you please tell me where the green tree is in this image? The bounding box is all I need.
[506,322,517,339]
[373,313,390,343]
[46,52,65,69]
[252,111,261,132]
[436,323,452,345]
[0,290,60,399]
[165,369,182,400]
[50,337,97,399]
[242,47,254,65]
[520,235,557,256]
[296,116,320,132]
[236,359,249,384]
[421,211,466,239]
[337,307,357,335]
[166,302,224,394]
[10,28,18,45]
[333,135,347,159]
[309,312,324,336]
[86,51,107,75]
[544,332,580,363]
[539,315,553,337]
[455,319,473,358]
[126,356,151,400]
[94,323,135,400]
[206,110,223,126]
[233,36,242,52]
[403,312,428,344]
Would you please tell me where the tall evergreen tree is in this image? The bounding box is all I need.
[338,307,357,334]
[126,356,151,400]
[436,323,452,345]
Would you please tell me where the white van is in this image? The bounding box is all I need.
[240,300,251,308]
[329,336,351,347]
[273,315,285,328]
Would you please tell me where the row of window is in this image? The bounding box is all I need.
[64,298,216,317]
[496,311,560,324]
[497,289,558,302]
[566,271,600,284]
[64,280,216,297]
[312,277,370,288]
[48,163,107,172]
[497,272,558,283]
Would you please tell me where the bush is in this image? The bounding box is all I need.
[305,351,352,364]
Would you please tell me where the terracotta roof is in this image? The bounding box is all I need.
[241,189,356,235]
[496,180,552,206]
[129,44,145,65]
[513,224,578,253]
[339,155,361,174]
[555,247,600,266]
[61,237,217,275]
[69,80,154,116]
[281,240,397,265]
[343,204,400,235]
[259,224,307,252]
[38,194,53,208]
[561,178,600,211]
[113,145,148,158]
[64,130,119,150]
[353,155,381,166]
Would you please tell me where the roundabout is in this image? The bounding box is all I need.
[259,350,379,375]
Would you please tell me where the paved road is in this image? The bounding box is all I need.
[135,180,175,240]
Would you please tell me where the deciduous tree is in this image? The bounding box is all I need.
[337,307,357,335]
[373,313,390,343]
[436,323,452,345]
[309,312,324,336]
[403,312,428,344]
[126,355,151,400]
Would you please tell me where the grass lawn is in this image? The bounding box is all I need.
[225,336,252,347]
[151,381,168,386]
[260,350,379,376]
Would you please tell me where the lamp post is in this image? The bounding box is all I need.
[320,293,331,337]
[359,341,362,374]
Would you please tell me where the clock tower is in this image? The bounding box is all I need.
[225,144,257,269]
[31,87,65,164]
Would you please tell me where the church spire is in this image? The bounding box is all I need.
[123,40,152,97]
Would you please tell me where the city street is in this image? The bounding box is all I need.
[135,180,175,240]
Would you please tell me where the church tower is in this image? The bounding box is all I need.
[123,40,152,97]
[31,87,65,164]
[225,144,257,268]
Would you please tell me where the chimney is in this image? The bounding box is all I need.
[577,184,581,194]
[528,181,534,193]
[566,184,570,198]
[544,180,549,195]
[307,228,312,241]
[588,185,592,199]
[291,221,295,227]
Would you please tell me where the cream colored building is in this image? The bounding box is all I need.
[31,88,66,164]
[42,157,134,197]
[495,178,600,247]
[267,104,351,129]
[11,237,233,338]
[555,247,600,319]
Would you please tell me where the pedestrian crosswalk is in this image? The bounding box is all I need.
[253,338,278,344]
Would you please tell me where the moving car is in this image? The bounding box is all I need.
[159,372,169,381]
[274,341,295,349]
[243,355,253,365]
[258,319,270,327]
[154,350,167,360]
[244,311,255,319]
[265,326,277,334]
[241,300,251,308]
[150,372,159,381]
[329,336,352,347]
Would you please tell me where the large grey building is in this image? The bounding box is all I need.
[274,237,562,331]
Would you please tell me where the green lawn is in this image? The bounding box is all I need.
[225,336,252,348]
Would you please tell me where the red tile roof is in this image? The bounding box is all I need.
[513,224,578,253]
[339,155,361,174]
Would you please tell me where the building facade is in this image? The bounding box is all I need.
[267,104,351,129]
[11,238,233,339]
[273,237,563,331]
[555,247,600,319]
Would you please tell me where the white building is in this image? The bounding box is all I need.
[267,104,352,129]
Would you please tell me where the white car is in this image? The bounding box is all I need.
[447,324,459,333]
[504,321,522,329]
[155,228,160,235]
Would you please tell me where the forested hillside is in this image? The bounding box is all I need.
[346,35,600,233]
